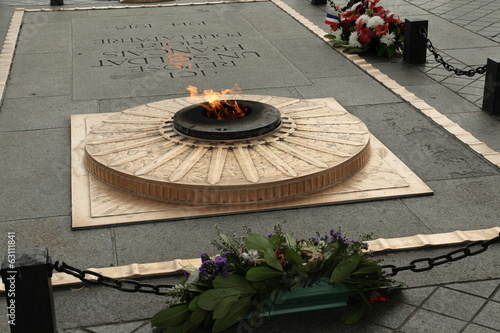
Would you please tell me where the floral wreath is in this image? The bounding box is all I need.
[152,225,401,332]
[325,0,405,57]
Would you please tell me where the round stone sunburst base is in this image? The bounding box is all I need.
[84,95,371,205]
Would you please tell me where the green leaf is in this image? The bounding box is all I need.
[187,283,206,293]
[246,266,283,281]
[284,249,306,274]
[341,302,367,324]
[351,265,382,276]
[284,233,296,247]
[347,47,363,54]
[188,296,199,311]
[151,304,191,328]
[219,233,231,246]
[189,307,209,325]
[182,317,203,333]
[244,234,274,253]
[330,254,361,284]
[164,324,184,333]
[203,312,214,330]
[263,249,284,272]
[198,288,242,311]
[212,297,252,332]
[213,295,239,319]
[213,274,256,294]
[324,34,335,39]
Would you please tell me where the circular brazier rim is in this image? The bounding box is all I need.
[172,100,282,140]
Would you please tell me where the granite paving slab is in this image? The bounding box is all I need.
[0,128,72,221]
[71,6,312,100]
[0,96,98,131]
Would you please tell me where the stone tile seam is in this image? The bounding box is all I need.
[394,286,440,331]
[443,285,500,302]
[399,285,500,332]
[269,0,500,169]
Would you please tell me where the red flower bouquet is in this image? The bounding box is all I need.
[325,0,404,57]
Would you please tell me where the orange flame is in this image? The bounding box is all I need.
[186,85,250,120]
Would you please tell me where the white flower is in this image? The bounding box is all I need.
[355,14,370,25]
[348,31,362,48]
[241,249,260,265]
[380,32,396,46]
[330,28,343,39]
[366,16,385,28]
[182,263,200,284]
[350,2,361,10]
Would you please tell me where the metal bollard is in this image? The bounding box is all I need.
[403,19,428,64]
[482,58,500,115]
[1,247,57,333]
[50,0,64,5]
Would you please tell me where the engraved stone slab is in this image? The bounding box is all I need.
[71,97,433,229]
[71,8,311,100]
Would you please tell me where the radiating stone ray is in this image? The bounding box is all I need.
[294,132,365,146]
[253,144,297,177]
[147,101,188,112]
[257,96,273,104]
[170,147,209,182]
[295,126,368,134]
[284,137,352,157]
[86,132,159,145]
[93,137,165,156]
[103,119,164,124]
[123,109,175,119]
[233,145,260,183]
[109,142,176,167]
[208,146,229,185]
[273,99,301,109]
[282,105,325,113]
[295,119,361,125]
[270,141,328,168]
[175,98,197,107]
[135,145,190,176]
[91,125,160,134]
[288,112,345,119]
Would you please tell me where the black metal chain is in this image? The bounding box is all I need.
[419,27,487,77]
[382,233,500,276]
[51,233,499,292]
[52,261,174,295]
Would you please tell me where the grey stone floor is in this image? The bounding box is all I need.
[0,0,499,332]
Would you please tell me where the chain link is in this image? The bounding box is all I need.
[51,233,500,291]
[419,27,487,77]
[52,262,174,295]
[382,233,500,276]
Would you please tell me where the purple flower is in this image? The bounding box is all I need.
[214,256,229,278]
[199,258,216,281]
